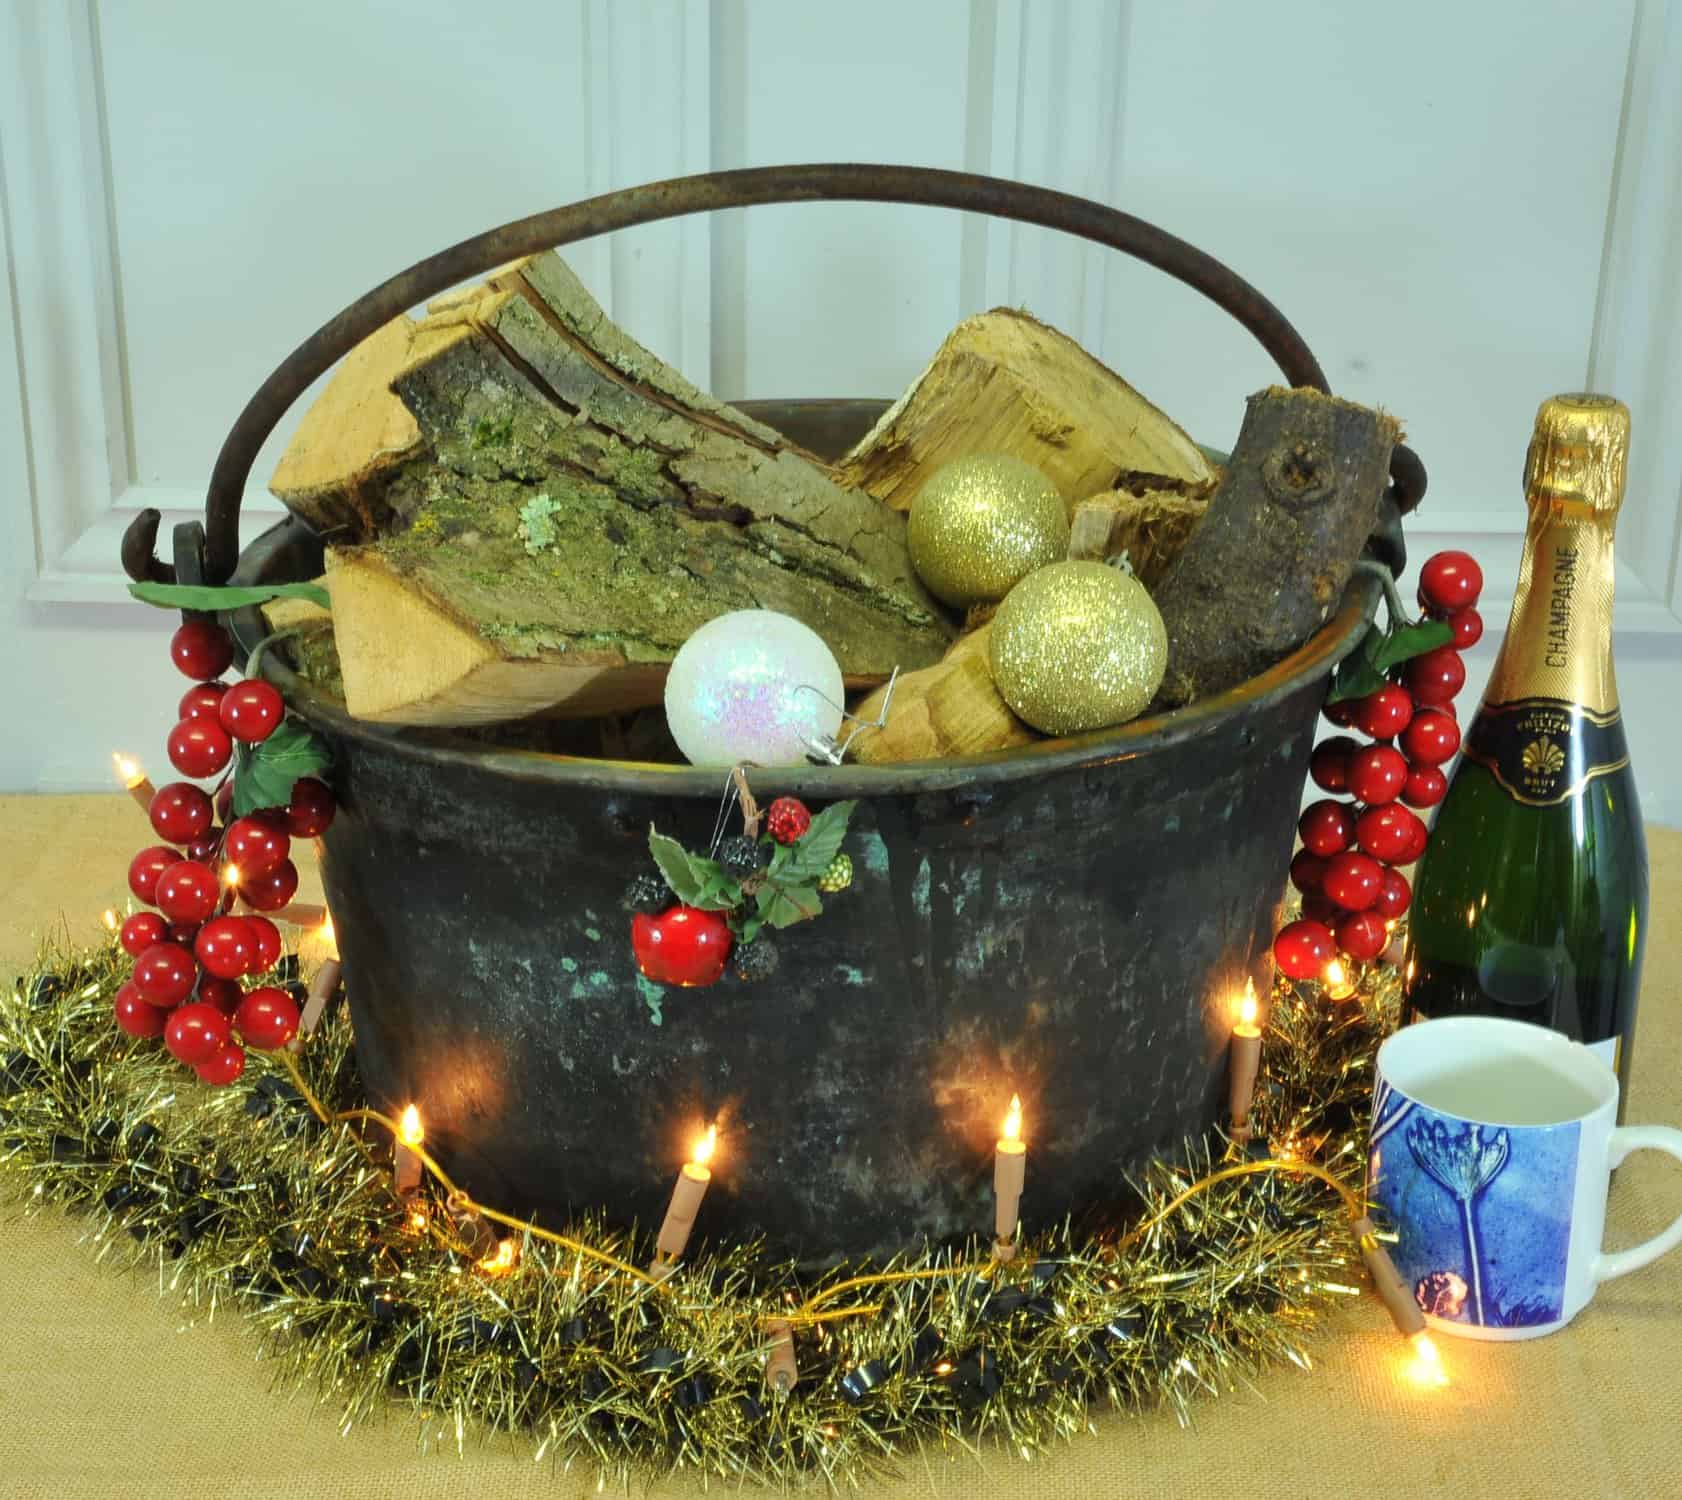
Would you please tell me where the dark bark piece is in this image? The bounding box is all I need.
[1153,386,1400,706]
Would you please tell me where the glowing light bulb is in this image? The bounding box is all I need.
[1324,960,1356,1002]
[407,1206,429,1233]
[399,1104,424,1147]
[319,916,337,960]
[102,909,119,932]
[222,864,242,891]
[1001,1094,1023,1145]
[112,753,144,789]
[1233,978,1262,1037]
[1405,1331,1449,1388]
[692,1123,718,1169]
[478,1238,518,1275]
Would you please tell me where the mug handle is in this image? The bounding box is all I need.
[1595,1126,1682,1282]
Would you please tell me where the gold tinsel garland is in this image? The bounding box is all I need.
[0,928,1397,1487]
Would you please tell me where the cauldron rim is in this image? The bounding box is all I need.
[230,513,1380,799]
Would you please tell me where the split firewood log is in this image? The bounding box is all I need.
[850,625,1036,764]
[1065,489,1209,587]
[269,254,954,726]
[836,309,1218,512]
[1152,387,1401,706]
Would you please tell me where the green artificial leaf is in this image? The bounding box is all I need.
[1371,617,1454,672]
[128,580,331,612]
[691,863,743,913]
[649,830,705,905]
[731,913,765,946]
[757,881,822,930]
[230,718,332,817]
[773,800,857,884]
[1326,617,1457,704]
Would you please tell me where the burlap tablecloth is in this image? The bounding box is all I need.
[3,794,1678,1499]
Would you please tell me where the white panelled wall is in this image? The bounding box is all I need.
[3,1,1680,820]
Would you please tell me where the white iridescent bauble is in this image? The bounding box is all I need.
[665,610,844,767]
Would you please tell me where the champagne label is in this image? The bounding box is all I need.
[1462,697,1629,806]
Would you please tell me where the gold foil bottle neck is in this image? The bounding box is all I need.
[1522,392,1630,516]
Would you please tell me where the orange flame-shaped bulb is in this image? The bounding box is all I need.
[112,753,144,789]
[692,1123,718,1169]
[1235,978,1261,1035]
[1001,1094,1022,1145]
[399,1104,424,1147]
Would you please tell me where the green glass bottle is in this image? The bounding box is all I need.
[1403,393,1648,1111]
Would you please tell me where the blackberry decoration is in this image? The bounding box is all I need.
[732,939,779,983]
[765,797,811,845]
[717,834,765,880]
[817,853,853,894]
[621,872,671,915]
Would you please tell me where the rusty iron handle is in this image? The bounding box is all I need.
[121,163,1424,585]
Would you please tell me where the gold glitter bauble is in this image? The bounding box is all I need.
[907,454,1069,608]
[990,561,1167,735]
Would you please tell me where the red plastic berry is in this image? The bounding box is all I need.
[170,620,235,681]
[215,782,233,822]
[1398,809,1430,864]
[114,981,167,1037]
[1418,551,1483,612]
[765,797,811,845]
[148,782,213,845]
[1322,697,1361,729]
[178,681,229,721]
[1446,608,1483,650]
[238,859,299,912]
[183,835,220,864]
[196,916,257,979]
[1356,804,1426,864]
[1289,849,1328,895]
[286,777,336,838]
[1322,851,1384,912]
[198,975,244,1014]
[165,1001,230,1066]
[1374,868,1413,920]
[119,912,168,957]
[128,845,180,905]
[1403,647,1466,707]
[1274,919,1336,981]
[1346,744,1408,806]
[133,942,197,1007]
[1298,799,1356,857]
[194,1042,248,1085]
[1402,764,1448,809]
[154,860,221,925]
[630,906,733,987]
[1356,685,1414,741]
[166,717,233,779]
[234,987,301,1050]
[166,920,203,946]
[1335,910,1389,961]
[225,816,290,876]
[218,680,285,743]
[1309,736,1358,794]
[244,915,282,973]
[1301,890,1338,925]
[1401,708,1461,766]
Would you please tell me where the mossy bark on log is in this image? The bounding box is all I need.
[836,309,1217,513]
[1152,386,1401,708]
[273,253,953,725]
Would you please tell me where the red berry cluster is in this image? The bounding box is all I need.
[115,619,338,1082]
[1273,551,1483,982]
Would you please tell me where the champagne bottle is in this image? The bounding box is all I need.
[1403,394,1648,1108]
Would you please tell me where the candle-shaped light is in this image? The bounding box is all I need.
[478,1237,519,1276]
[222,863,243,914]
[101,909,120,936]
[113,753,155,813]
[1227,979,1264,1144]
[1381,920,1406,968]
[992,1093,1026,1260]
[1324,959,1357,1003]
[296,916,343,1041]
[651,1124,716,1277]
[393,1104,425,1194]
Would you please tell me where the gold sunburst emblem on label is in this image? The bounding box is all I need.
[1521,737,1566,776]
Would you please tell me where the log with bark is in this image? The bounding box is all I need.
[849,625,1035,765]
[1151,387,1401,707]
[270,254,954,725]
[836,308,1219,512]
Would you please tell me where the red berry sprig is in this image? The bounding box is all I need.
[1273,549,1483,981]
[110,614,335,1082]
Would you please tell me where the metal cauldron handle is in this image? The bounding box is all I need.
[119,164,1425,588]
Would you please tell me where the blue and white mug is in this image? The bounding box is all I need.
[1369,1016,1682,1340]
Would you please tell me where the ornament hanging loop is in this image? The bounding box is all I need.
[800,666,901,765]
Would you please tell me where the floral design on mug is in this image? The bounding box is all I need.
[1406,1119,1511,1324]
